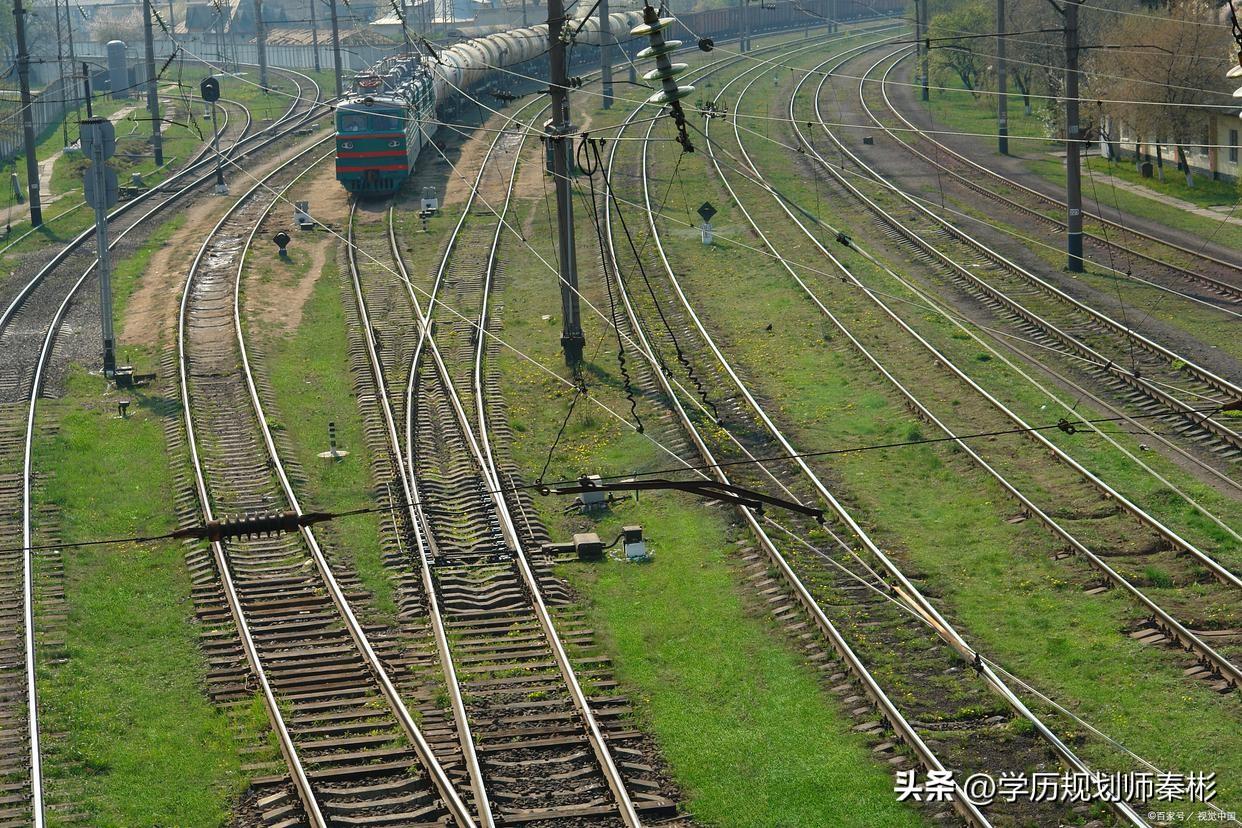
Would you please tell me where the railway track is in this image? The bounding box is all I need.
[699,34,1242,692]
[0,67,324,828]
[817,48,1242,471]
[670,31,1242,698]
[177,134,477,826]
[344,88,679,824]
[873,51,1242,302]
[595,35,1149,826]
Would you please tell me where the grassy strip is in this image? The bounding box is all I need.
[489,35,933,821]
[248,234,396,620]
[36,370,260,826]
[910,73,1242,251]
[634,47,1242,808]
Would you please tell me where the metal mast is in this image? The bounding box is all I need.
[918,0,929,101]
[547,0,584,366]
[142,0,165,166]
[600,0,612,109]
[14,0,43,227]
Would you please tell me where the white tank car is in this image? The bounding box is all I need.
[430,11,644,105]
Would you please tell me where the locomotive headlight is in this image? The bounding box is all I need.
[388,139,400,147]
[341,141,355,149]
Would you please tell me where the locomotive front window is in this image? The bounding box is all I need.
[372,112,400,132]
[340,113,368,132]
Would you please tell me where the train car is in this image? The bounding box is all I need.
[335,62,436,196]
[333,0,901,197]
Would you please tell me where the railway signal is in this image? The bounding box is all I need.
[81,118,120,377]
[201,77,229,194]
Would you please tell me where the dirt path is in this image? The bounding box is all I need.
[122,127,337,347]
[247,162,351,335]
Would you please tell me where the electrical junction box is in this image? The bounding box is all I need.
[573,532,604,561]
[622,525,647,562]
[294,201,314,229]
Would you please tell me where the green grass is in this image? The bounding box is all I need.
[35,369,262,827]
[248,234,396,620]
[563,499,928,827]
[1085,151,1239,209]
[617,45,1242,811]
[489,56,934,817]
[1026,156,1242,252]
[917,72,1049,143]
[913,71,1242,251]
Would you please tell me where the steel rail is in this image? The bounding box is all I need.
[9,69,323,828]
[638,36,1151,826]
[341,94,551,826]
[230,170,478,827]
[0,66,326,340]
[599,40,998,826]
[739,50,1242,692]
[396,95,644,825]
[178,136,336,828]
[0,95,245,259]
[875,52,1242,286]
[840,51,1242,428]
[804,49,1242,591]
[869,53,1242,312]
[465,106,646,828]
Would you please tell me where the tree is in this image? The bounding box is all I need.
[928,0,992,95]
[1090,0,1233,186]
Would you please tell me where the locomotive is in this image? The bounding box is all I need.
[335,11,646,196]
[334,0,904,196]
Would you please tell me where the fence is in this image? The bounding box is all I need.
[74,35,393,74]
[0,76,77,166]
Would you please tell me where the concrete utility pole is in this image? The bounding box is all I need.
[739,0,750,52]
[547,0,584,366]
[918,0,929,101]
[81,118,119,376]
[1064,0,1083,271]
[600,0,612,109]
[329,0,343,97]
[254,0,269,88]
[66,0,80,128]
[14,0,43,227]
[142,0,165,166]
[996,0,1007,154]
[309,0,321,72]
[55,0,68,147]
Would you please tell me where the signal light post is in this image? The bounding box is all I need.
[201,76,228,193]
